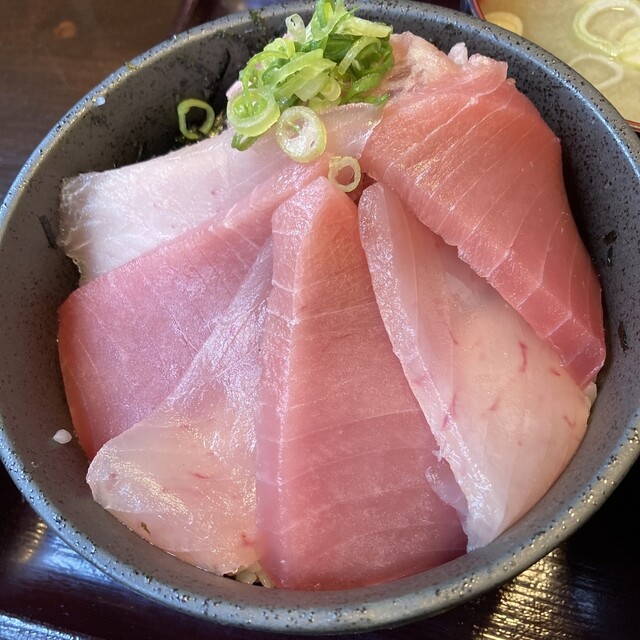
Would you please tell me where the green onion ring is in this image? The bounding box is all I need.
[286,14,306,42]
[328,156,361,192]
[227,89,280,138]
[275,106,327,162]
[224,1,394,155]
[573,0,640,56]
[177,98,216,141]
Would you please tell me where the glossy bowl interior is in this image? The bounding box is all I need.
[461,0,640,132]
[1,1,640,634]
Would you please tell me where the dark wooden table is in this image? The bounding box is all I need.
[1,1,639,638]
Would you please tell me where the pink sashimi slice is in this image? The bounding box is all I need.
[87,242,272,575]
[58,156,328,460]
[59,129,243,283]
[256,177,467,590]
[59,104,381,283]
[360,45,605,389]
[359,183,592,549]
[63,98,381,453]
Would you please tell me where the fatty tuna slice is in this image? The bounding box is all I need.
[87,242,272,575]
[360,48,605,389]
[59,103,381,283]
[359,183,592,549]
[257,177,466,590]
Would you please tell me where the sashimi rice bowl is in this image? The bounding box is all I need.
[1,0,639,633]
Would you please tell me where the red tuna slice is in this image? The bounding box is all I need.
[59,104,381,283]
[360,52,605,389]
[58,158,328,460]
[87,242,272,576]
[256,177,466,590]
[359,183,592,549]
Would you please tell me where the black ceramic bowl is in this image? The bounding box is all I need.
[1,1,639,634]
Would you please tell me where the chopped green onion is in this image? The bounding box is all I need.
[227,0,393,154]
[308,76,342,111]
[328,155,361,192]
[177,98,217,141]
[241,49,289,91]
[573,0,640,57]
[290,69,333,102]
[286,14,306,43]
[275,106,327,162]
[568,53,624,90]
[309,0,351,40]
[271,50,331,88]
[337,36,378,75]
[231,133,258,151]
[227,89,280,138]
[337,16,392,39]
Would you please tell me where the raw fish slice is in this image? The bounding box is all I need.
[219,104,383,230]
[87,242,272,575]
[320,102,383,157]
[379,34,508,117]
[59,129,248,283]
[59,104,381,282]
[360,47,605,389]
[376,32,459,100]
[257,177,466,590]
[59,157,330,459]
[58,156,327,459]
[359,184,592,549]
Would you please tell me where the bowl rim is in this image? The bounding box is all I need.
[1,0,640,633]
